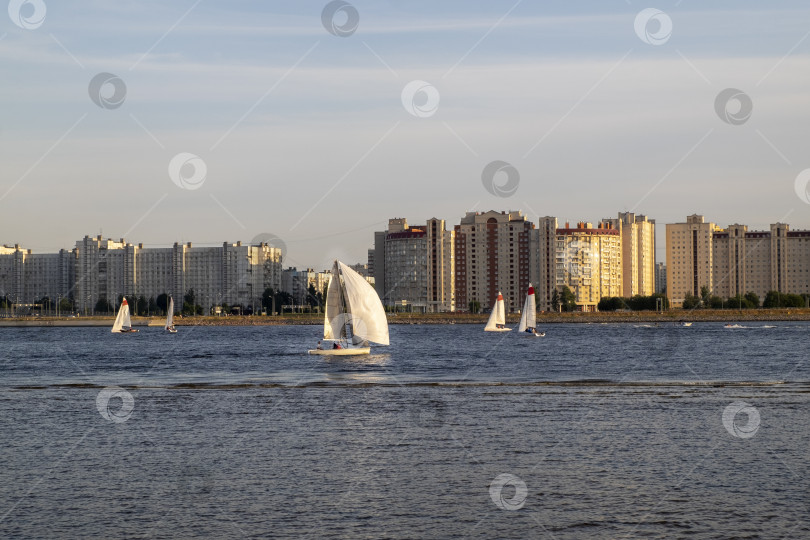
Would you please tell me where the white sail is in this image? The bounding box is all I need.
[111,298,129,333]
[496,294,506,326]
[337,261,389,345]
[518,284,536,332]
[485,292,507,331]
[165,297,174,330]
[484,298,499,331]
[323,261,344,340]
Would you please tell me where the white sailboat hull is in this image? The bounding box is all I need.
[308,347,371,356]
[484,327,512,332]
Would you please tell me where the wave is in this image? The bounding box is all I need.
[6,379,803,391]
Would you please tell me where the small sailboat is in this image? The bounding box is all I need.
[308,260,389,356]
[111,297,139,333]
[682,322,692,327]
[484,292,512,332]
[165,296,177,333]
[517,284,544,337]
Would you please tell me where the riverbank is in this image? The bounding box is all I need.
[1,308,809,326]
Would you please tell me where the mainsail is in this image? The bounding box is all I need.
[321,261,389,346]
[323,261,344,340]
[165,297,174,330]
[111,298,130,333]
[484,292,506,331]
[517,285,536,332]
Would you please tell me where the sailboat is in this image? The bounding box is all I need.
[111,297,138,333]
[165,296,177,333]
[308,260,389,356]
[517,284,544,337]
[484,292,512,332]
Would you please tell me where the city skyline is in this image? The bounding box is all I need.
[2,2,810,270]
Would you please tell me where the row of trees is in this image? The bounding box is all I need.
[597,294,670,311]
[681,287,809,310]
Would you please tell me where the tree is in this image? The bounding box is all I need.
[94,297,112,314]
[59,296,73,313]
[560,286,577,312]
[468,300,481,314]
[156,293,169,314]
[551,290,560,312]
[744,292,760,308]
[700,286,710,305]
[682,294,701,310]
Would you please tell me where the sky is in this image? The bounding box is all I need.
[2,0,810,270]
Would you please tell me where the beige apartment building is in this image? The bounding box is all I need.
[555,222,623,311]
[605,212,656,297]
[454,210,534,313]
[0,244,75,305]
[666,215,810,306]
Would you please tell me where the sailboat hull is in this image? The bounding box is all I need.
[484,328,512,332]
[308,347,371,356]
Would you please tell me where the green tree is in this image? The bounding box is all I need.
[551,290,560,312]
[744,292,760,308]
[94,297,112,314]
[468,300,481,314]
[700,286,710,305]
[560,286,577,312]
[682,294,701,310]
[156,293,169,314]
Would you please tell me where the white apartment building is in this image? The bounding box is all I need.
[605,212,656,297]
[0,245,75,305]
[73,235,282,313]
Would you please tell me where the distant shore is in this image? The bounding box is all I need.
[1,308,809,327]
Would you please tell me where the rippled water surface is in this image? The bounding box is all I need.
[1,323,808,538]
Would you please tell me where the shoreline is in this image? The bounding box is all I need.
[1,308,809,327]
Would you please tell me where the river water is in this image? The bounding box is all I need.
[1,323,808,538]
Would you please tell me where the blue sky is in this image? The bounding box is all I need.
[2,1,810,269]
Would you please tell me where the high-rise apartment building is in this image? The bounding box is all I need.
[555,221,622,311]
[370,218,455,312]
[655,263,666,294]
[535,217,558,311]
[454,210,533,313]
[605,212,656,297]
[666,215,810,306]
[0,244,75,305]
[73,235,282,313]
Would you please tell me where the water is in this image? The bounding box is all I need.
[1,323,808,538]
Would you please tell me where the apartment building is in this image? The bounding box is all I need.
[604,212,656,297]
[666,215,810,306]
[0,244,75,304]
[454,210,533,313]
[73,235,282,313]
[555,221,622,311]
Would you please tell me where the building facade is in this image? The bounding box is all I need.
[605,212,656,297]
[666,215,810,306]
[454,210,533,313]
[655,262,666,294]
[555,221,623,311]
[72,235,282,313]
